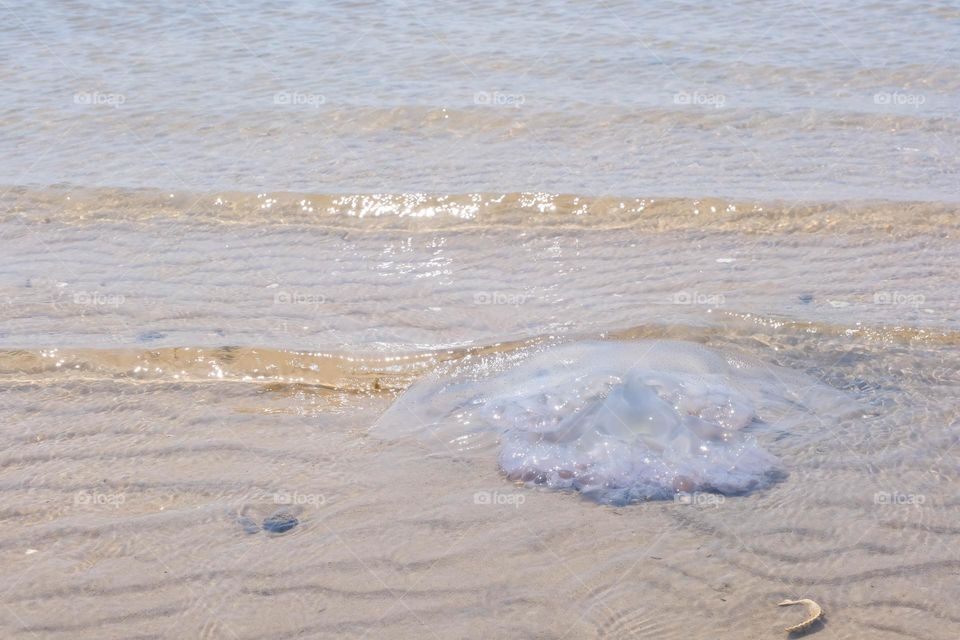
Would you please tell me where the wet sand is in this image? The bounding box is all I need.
[1,192,958,638]
[2,0,959,636]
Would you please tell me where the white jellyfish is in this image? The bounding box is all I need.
[372,340,847,504]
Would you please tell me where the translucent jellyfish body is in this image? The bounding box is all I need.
[373,341,841,504]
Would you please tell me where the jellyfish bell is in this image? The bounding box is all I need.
[372,340,849,504]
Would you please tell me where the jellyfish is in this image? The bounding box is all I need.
[372,340,842,504]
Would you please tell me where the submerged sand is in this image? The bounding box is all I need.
[1,190,958,638]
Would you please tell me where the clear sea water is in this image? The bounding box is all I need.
[1,2,958,639]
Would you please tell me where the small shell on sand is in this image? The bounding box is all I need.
[777,598,823,633]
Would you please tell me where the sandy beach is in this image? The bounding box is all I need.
[1,1,958,638]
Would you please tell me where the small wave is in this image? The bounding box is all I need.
[0,340,538,391]
[1,316,957,389]
[2,185,957,235]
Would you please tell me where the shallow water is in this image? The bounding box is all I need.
[3,1,960,200]
[2,191,958,639]
[2,1,960,639]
